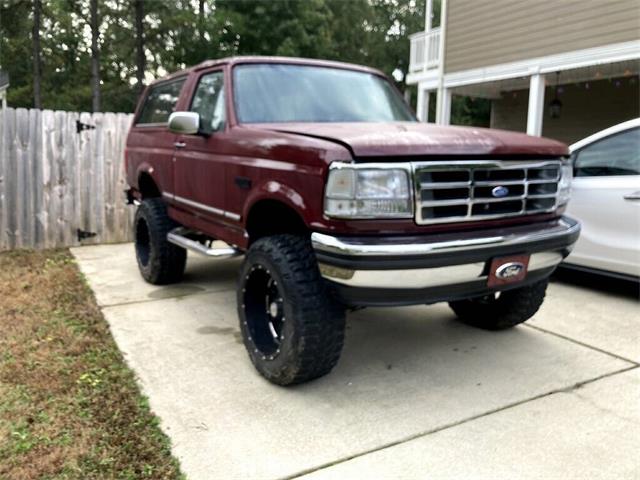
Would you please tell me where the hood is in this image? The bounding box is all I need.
[256,122,568,158]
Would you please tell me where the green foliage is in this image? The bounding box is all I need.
[452,95,492,127]
[0,0,34,107]
[1,0,488,125]
[1,0,429,113]
[216,0,335,58]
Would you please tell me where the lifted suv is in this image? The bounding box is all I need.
[125,57,580,385]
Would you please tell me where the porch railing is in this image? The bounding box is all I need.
[409,27,441,72]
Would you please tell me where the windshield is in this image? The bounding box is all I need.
[233,63,416,123]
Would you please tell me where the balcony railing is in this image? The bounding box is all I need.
[409,27,441,72]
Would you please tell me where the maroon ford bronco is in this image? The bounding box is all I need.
[125,57,580,385]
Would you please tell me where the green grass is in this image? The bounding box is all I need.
[0,250,184,479]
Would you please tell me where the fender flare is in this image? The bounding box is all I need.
[135,162,159,191]
[243,180,310,226]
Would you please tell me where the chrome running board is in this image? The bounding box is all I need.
[167,228,241,259]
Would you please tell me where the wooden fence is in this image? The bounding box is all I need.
[0,108,135,250]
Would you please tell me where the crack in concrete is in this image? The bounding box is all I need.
[282,365,639,480]
[98,287,236,310]
[524,323,639,366]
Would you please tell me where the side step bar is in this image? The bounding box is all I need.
[167,228,241,259]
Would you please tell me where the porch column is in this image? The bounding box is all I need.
[527,73,545,136]
[436,87,451,125]
[416,87,425,121]
[416,87,430,122]
[423,91,430,122]
[425,0,433,31]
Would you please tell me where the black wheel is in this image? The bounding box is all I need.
[449,279,549,330]
[238,234,345,386]
[134,198,186,285]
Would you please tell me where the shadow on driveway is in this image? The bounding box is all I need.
[552,266,639,300]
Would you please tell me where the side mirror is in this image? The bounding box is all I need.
[168,111,200,135]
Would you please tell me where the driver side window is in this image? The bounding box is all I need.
[190,71,226,135]
[574,127,640,177]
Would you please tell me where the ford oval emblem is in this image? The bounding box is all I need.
[496,262,525,279]
[492,185,509,198]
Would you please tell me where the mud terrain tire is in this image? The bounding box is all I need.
[449,279,548,330]
[134,198,186,285]
[238,234,345,385]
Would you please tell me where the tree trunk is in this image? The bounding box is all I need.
[198,0,205,44]
[135,0,145,95]
[32,0,42,109]
[90,0,101,112]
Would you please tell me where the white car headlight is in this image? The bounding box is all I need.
[324,166,413,219]
[558,160,573,206]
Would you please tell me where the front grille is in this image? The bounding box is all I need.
[414,160,561,224]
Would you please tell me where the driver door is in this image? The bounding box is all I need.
[172,69,228,224]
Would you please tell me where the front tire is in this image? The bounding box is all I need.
[238,234,345,386]
[449,279,548,330]
[134,198,186,285]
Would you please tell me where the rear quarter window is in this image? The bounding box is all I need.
[136,78,186,125]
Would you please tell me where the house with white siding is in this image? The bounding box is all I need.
[407,0,640,144]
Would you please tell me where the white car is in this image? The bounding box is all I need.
[563,118,640,281]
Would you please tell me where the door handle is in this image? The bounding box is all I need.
[623,191,640,201]
[174,141,186,149]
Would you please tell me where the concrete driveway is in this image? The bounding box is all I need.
[72,243,639,480]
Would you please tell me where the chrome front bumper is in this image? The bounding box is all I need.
[311,216,580,306]
[317,251,564,289]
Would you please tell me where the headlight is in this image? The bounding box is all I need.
[324,166,413,219]
[557,160,573,206]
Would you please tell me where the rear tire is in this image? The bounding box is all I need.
[449,279,548,330]
[134,198,186,285]
[238,234,345,386]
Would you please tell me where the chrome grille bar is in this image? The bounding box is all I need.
[412,160,562,225]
